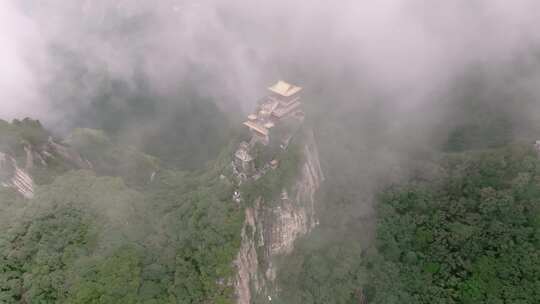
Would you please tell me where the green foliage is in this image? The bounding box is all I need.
[0,118,49,152]
[369,144,540,304]
[143,148,244,303]
[0,147,244,304]
[273,230,366,304]
[444,117,512,152]
[241,139,303,204]
[0,119,19,152]
[0,188,23,231]
[65,128,159,187]
[12,118,51,146]
[0,171,146,303]
[68,246,143,304]
[0,119,74,185]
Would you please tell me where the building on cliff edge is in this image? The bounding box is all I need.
[233,80,305,181]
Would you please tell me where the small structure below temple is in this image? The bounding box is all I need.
[233,142,255,179]
[233,80,304,182]
[233,190,242,203]
[280,189,289,201]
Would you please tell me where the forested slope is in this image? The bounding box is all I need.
[0,159,243,303]
[368,144,540,304]
[0,118,244,303]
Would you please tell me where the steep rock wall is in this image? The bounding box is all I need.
[0,139,91,199]
[0,152,34,199]
[234,130,324,304]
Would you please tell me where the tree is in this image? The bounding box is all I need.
[369,144,540,304]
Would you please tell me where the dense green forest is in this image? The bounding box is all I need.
[368,144,540,303]
[0,160,244,303]
[270,68,540,303]
[272,144,540,304]
[0,119,246,303]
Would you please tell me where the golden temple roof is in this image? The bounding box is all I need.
[268,80,302,97]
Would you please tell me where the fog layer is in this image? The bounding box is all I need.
[2,0,540,125]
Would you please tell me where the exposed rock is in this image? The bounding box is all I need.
[269,131,323,256]
[46,137,93,169]
[235,205,263,304]
[0,152,34,199]
[0,138,92,199]
[234,130,324,303]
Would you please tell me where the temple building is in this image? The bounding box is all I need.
[233,80,304,182]
[242,80,304,146]
[267,80,303,120]
[243,119,271,145]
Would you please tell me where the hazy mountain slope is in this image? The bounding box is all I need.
[267,64,540,303]
[0,119,244,303]
[368,144,540,304]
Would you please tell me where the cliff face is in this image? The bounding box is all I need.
[234,130,324,304]
[0,152,34,199]
[0,138,92,199]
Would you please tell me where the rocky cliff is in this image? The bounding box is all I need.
[0,152,34,199]
[234,130,324,304]
[0,137,92,199]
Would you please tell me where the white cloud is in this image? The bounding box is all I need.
[0,1,48,121]
[2,0,540,124]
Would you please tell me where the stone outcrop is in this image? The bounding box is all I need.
[234,130,324,304]
[0,138,92,199]
[0,152,34,199]
[46,137,93,169]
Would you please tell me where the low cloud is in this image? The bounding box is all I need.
[2,0,540,131]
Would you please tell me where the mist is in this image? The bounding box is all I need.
[1,0,538,122]
[3,0,540,211]
[3,0,540,204]
[3,1,540,303]
[0,1,48,120]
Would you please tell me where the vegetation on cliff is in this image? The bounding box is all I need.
[240,138,303,205]
[274,229,366,304]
